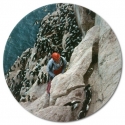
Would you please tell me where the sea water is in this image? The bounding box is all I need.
[3,4,56,74]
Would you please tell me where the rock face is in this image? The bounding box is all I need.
[5,3,122,122]
[73,5,95,37]
[86,15,122,116]
[35,106,74,122]
[73,5,122,116]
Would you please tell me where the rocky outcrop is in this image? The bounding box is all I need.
[21,91,50,114]
[86,15,122,116]
[73,6,122,116]
[5,3,122,122]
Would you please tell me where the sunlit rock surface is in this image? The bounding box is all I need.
[5,3,122,122]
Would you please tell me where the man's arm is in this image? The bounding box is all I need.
[47,60,55,78]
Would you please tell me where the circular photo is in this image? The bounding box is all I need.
[3,3,122,122]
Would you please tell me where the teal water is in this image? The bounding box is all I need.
[3,4,56,74]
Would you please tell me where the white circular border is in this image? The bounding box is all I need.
[0,0,125,125]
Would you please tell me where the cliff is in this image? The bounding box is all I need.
[73,5,122,116]
[5,3,122,122]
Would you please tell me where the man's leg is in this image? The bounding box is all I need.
[47,81,51,96]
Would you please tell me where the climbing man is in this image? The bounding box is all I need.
[47,52,67,95]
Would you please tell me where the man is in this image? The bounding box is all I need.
[47,52,67,95]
